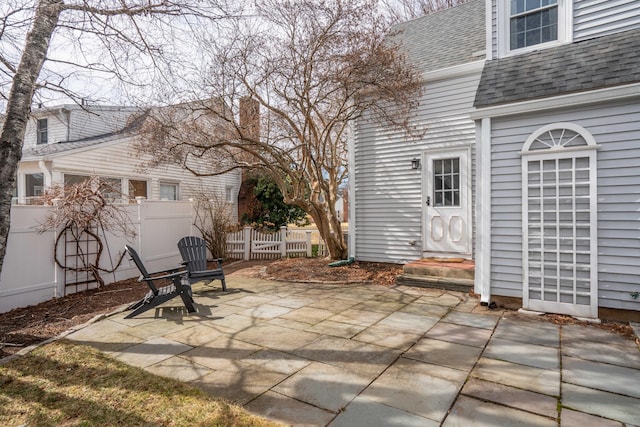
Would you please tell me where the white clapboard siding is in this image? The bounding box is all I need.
[353,71,481,263]
[23,113,69,147]
[574,0,640,41]
[48,136,241,208]
[489,99,640,310]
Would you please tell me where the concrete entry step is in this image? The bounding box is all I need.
[398,258,475,292]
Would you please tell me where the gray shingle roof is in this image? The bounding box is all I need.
[474,28,640,108]
[392,0,486,74]
[21,131,129,161]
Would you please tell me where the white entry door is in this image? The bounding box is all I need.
[423,147,471,256]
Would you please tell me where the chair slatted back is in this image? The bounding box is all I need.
[178,236,208,272]
[124,245,159,295]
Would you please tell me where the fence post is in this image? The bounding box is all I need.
[280,226,287,258]
[243,226,251,260]
[306,230,312,257]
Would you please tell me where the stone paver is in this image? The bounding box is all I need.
[63,275,640,427]
[443,395,557,427]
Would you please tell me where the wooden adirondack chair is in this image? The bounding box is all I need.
[124,245,196,318]
[177,236,227,291]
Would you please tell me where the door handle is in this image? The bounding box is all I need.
[426,196,431,206]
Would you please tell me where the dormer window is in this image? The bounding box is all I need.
[498,0,571,57]
[37,118,48,144]
[510,0,558,50]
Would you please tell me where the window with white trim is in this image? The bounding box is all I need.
[160,182,179,200]
[225,186,234,203]
[498,0,570,56]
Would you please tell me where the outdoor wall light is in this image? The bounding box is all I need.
[411,157,421,170]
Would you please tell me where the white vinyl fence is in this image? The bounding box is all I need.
[226,226,327,260]
[0,200,196,314]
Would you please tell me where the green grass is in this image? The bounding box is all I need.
[0,340,281,427]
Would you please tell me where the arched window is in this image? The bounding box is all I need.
[521,123,599,318]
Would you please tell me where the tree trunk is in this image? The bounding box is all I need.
[308,204,348,260]
[0,0,62,275]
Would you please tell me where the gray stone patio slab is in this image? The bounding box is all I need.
[472,357,560,396]
[267,317,314,331]
[194,363,289,405]
[442,310,499,329]
[358,357,463,422]
[206,313,262,333]
[443,395,556,427]
[562,335,640,368]
[493,318,559,347]
[238,304,294,320]
[375,311,439,334]
[273,362,371,412]
[352,299,408,314]
[462,378,558,418]
[372,291,418,304]
[329,396,439,427]
[293,335,399,378]
[225,294,279,308]
[233,323,321,352]
[416,292,464,307]
[246,391,336,427]
[404,338,482,371]
[180,335,263,371]
[353,324,422,350]
[563,356,640,398]
[560,408,623,427]
[113,337,192,368]
[327,308,389,327]
[306,297,359,312]
[144,355,213,382]
[562,382,640,426]
[306,319,367,339]
[163,323,228,347]
[66,318,130,341]
[562,324,633,346]
[400,301,451,317]
[484,337,559,370]
[268,295,317,309]
[426,322,492,348]
[280,306,336,324]
[243,349,312,375]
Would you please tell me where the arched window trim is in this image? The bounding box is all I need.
[520,122,600,155]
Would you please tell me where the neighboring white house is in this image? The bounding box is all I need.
[350,0,640,319]
[16,103,241,213]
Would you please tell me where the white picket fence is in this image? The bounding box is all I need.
[226,226,327,260]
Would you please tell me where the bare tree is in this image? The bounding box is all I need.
[135,0,424,260]
[0,0,228,276]
[381,0,469,22]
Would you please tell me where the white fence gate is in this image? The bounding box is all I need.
[226,226,327,260]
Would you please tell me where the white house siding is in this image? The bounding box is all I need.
[68,107,137,141]
[573,0,640,41]
[45,137,242,215]
[353,71,481,263]
[489,99,640,311]
[24,112,69,147]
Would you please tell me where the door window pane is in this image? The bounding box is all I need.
[26,173,44,197]
[433,158,460,207]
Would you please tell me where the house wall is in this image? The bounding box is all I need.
[39,137,241,216]
[489,0,640,58]
[488,98,640,311]
[67,107,137,141]
[574,0,640,41]
[352,70,481,263]
[24,111,69,147]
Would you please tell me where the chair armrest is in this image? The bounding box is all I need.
[142,270,188,281]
